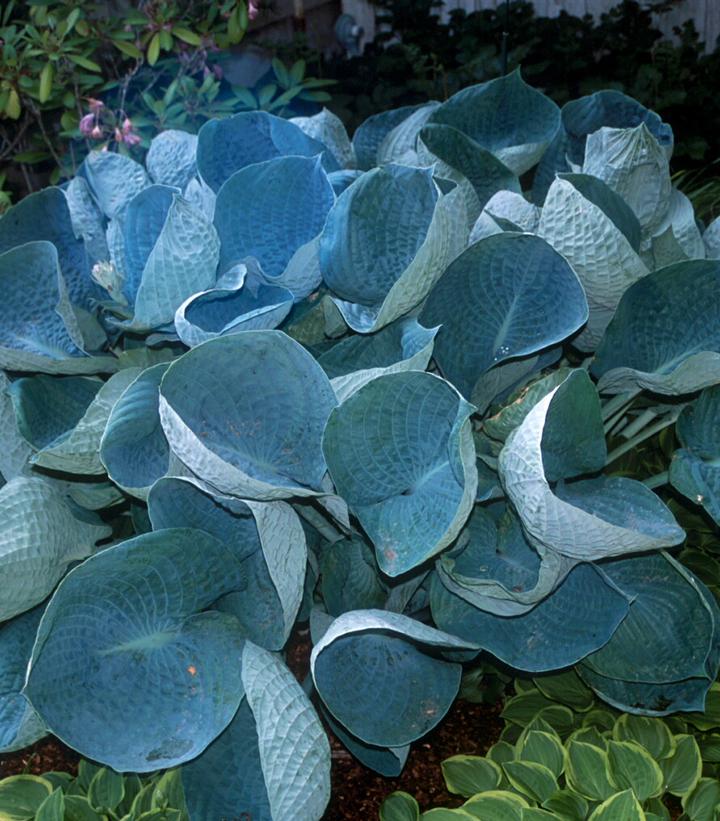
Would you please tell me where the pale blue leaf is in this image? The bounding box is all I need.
[321,706,409,776]
[320,535,386,616]
[81,150,150,219]
[146,130,198,189]
[377,102,440,165]
[0,372,32,482]
[328,169,363,196]
[352,104,428,170]
[291,108,355,169]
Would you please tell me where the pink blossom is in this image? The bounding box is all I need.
[121,117,133,133]
[79,113,95,136]
[248,1,260,21]
[123,132,141,146]
[114,127,123,143]
[90,124,104,139]
[87,97,104,113]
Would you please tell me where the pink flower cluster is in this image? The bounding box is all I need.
[79,98,141,146]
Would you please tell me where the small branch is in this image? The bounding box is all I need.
[619,407,658,440]
[601,388,641,422]
[605,411,680,467]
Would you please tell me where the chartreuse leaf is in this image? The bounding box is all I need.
[420,234,587,402]
[35,787,64,821]
[215,156,334,297]
[441,755,502,796]
[322,371,477,577]
[565,740,615,801]
[87,768,124,812]
[588,789,645,821]
[0,776,52,821]
[659,734,702,797]
[197,110,339,192]
[503,760,558,803]
[320,164,468,332]
[0,477,110,621]
[0,606,46,753]
[682,778,720,821]
[159,331,337,500]
[428,70,560,175]
[612,714,675,759]
[670,385,720,525]
[606,740,663,800]
[150,477,307,651]
[311,610,478,747]
[499,371,684,560]
[100,363,170,498]
[182,642,330,821]
[578,552,720,715]
[461,790,528,820]
[592,260,720,395]
[146,130,198,189]
[380,791,420,821]
[25,528,247,772]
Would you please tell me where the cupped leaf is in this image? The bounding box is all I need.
[215,156,334,298]
[322,706,409,777]
[25,528,247,772]
[377,102,440,166]
[538,174,648,351]
[149,477,307,651]
[146,130,198,190]
[0,477,110,621]
[0,373,32,482]
[499,371,684,559]
[291,108,355,169]
[428,70,560,175]
[320,164,468,332]
[318,317,438,402]
[0,606,46,753]
[320,535,386,617]
[100,363,170,497]
[311,610,478,747]
[420,234,588,401]
[182,642,330,821]
[322,371,477,577]
[197,111,339,193]
[352,104,428,170]
[591,260,720,394]
[0,775,53,821]
[81,150,150,219]
[482,190,540,233]
[159,331,337,499]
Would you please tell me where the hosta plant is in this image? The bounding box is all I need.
[1,70,720,819]
[381,669,720,821]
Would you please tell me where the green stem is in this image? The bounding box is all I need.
[295,503,344,544]
[605,412,679,467]
[643,470,669,490]
[601,388,641,422]
[619,407,658,440]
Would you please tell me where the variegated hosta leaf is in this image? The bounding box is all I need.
[318,317,438,402]
[197,110,339,193]
[322,371,477,577]
[25,528,247,772]
[182,643,330,821]
[311,610,479,747]
[578,552,720,715]
[291,108,355,169]
[669,384,720,526]
[0,605,47,753]
[0,476,110,621]
[420,233,588,401]
[591,259,720,395]
[320,164,468,333]
[145,129,198,189]
[428,69,560,175]
[498,370,685,560]
[148,477,307,651]
[159,331,337,500]
[539,173,648,351]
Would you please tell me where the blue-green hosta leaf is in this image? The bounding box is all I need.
[320,164,468,332]
[328,169,363,196]
[582,124,672,238]
[483,190,540,233]
[0,477,110,621]
[100,363,170,497]
[182,643,330,821]
[0,187,103,311]
[0,373,32,482]
[705,216,720,259]
[25,528,247,772]
[417,124,521,220]
[215,156,334,298]
[118,186,220,331]
[318,318,438,402]
[646,188,705,269]
[539,174,648,351]
[149,477,306,650]
[291,108,355,169]
[591,260,720,394]
[430,562,629,672]
[81,150,150,219]
[578,552,720,715]
[352,104,429,170]
[160,331,337,499]
[322,371,477,577]
[33,368,140,475]
[472,348,563,416]
[420,234,588,401]
[428,70,560,175]
[499,371,685,559]
[670,385,720,525]
[311,610,478,746]
[145,130,198,189]
[9,374,100,451]
[197,111,339,193]
[0,242,115,375]
[65,177,109,267]
[0,606,46,752]
[376,102,440,165]
[323,706,409,777]
[175,274,293,347]
[320,535,386,616]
